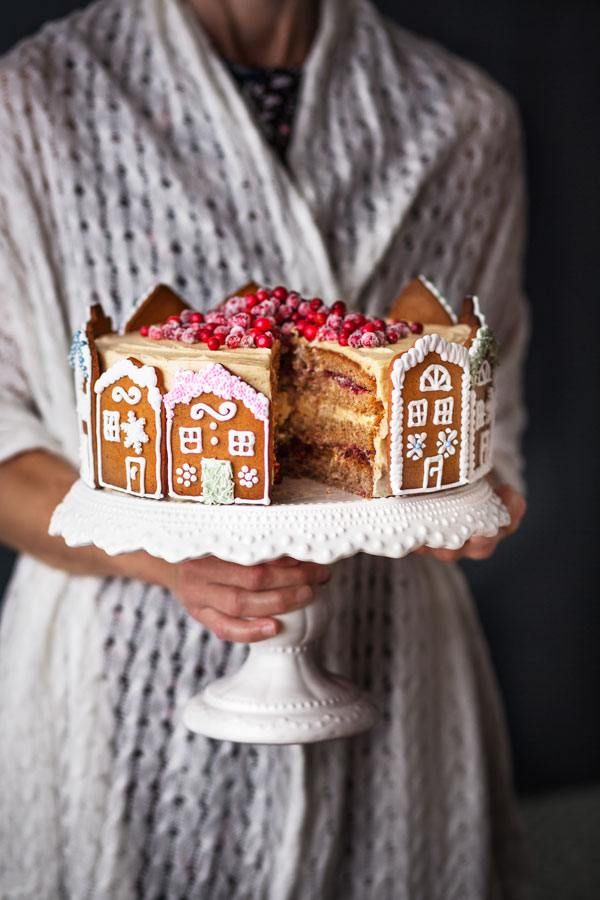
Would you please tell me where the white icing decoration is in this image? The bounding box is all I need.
[228,430,256,457]
[190,400,238,422]
[423,454,444,489]
[390,333,471,495]
[103,410,121,442]
[209,422,218,431]
[419,363,452,392]
[125,456,146,493]
[121,410,149,455]
[433,397,454,425]
[175,463,198,488]
[436,428,458,459]
[210,436,219,446]
[179,426,203,454]
[406,433,426,461]
[407,399,427,427]
[475,358,492,386]
[112,385,142,405]
[238,466,260,488]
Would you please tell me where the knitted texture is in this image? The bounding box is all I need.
[0,1,528,897]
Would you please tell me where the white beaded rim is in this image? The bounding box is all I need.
[49,477,509,565]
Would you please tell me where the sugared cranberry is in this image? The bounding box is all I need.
[207,335,222,351]
[309,298,323,311]
[139,325,149,337]
[256,332,274,349]
[272,286,288,301]
[254,316,273,333]
[245,293,259,310]
[225,334,242,349]
[256,289,270,301]
[303,323,318,341]
[338,333,349,346]
[409,321,423,334]
[190,311,204,324]
[166,314,181,324]
[331,301,346,316]
[362,321,377,333]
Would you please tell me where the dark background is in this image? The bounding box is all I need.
[1,0,598,797]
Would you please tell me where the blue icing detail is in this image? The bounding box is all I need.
[68,329,89,380]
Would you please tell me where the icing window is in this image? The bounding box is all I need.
[179,427,203,454]
[433,397,454,425]
[419,364,452,392]
[103,410,121,442]
[476,359,492,386]
[480,429,491,465]
[228,430,256,457]
[475,399,486,429]
[407,399,427,427]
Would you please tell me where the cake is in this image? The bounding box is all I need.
[69,277,497,505]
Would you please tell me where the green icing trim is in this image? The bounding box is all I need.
[470,325,498,378]
[201,458,234,505]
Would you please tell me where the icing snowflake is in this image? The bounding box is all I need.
[406,433,427,460]
[237,465,259,488]
[436,428,458,458]
[120,411,149,455]
[176,463,198,488]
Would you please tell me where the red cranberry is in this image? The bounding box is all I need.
[409,321,424,334]
[198,328,211,343]
[254,316,272,333]
[338,333,349,346]
[203,322,217,334]
[272,286,288,301]
[303,323,318,341]
[313,312,327,327]
[245,293,259,310]
[139,325,149,337]
[256,332,274,349]
[331,301,346,316]
[190,311,204,324]
[166,314,181,324]
[207,335,222,350]
[386,331,399,344]
[291,311,301,323]
[362,321,377,333]
[374,318,386,331]
[256,289,270,301]
[309,298,323,311]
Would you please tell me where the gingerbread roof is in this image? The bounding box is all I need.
[123,284,190,334]
[387,276,455,326]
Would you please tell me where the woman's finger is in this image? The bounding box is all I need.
[187,583,315,619]
[180,557,330,593]
[194,606,280,643]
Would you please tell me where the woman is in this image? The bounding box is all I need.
[0,0,528,897]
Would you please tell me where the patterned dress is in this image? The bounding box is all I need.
[0,1,529,898]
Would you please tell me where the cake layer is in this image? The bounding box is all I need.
[279,439,374,497]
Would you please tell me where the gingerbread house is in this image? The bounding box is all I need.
[163,365,271,505]
[94,358,163,497]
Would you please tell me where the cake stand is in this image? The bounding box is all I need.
[49,477,509,744]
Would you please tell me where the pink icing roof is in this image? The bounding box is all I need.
[163,364,270,421]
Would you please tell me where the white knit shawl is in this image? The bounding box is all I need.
[0,1,528,897]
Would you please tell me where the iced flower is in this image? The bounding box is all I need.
[437,428,458,458]
[406,432,427,460]
[175,462,198,488]
[237,465,259,488]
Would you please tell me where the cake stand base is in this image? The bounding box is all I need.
[182,596,378,744]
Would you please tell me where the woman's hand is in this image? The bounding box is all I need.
[414,482,526,563]
[163,556,331,643]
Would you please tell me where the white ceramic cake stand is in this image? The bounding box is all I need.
[49,477,509,744]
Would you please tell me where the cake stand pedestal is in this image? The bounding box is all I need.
[50,477,509,744]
